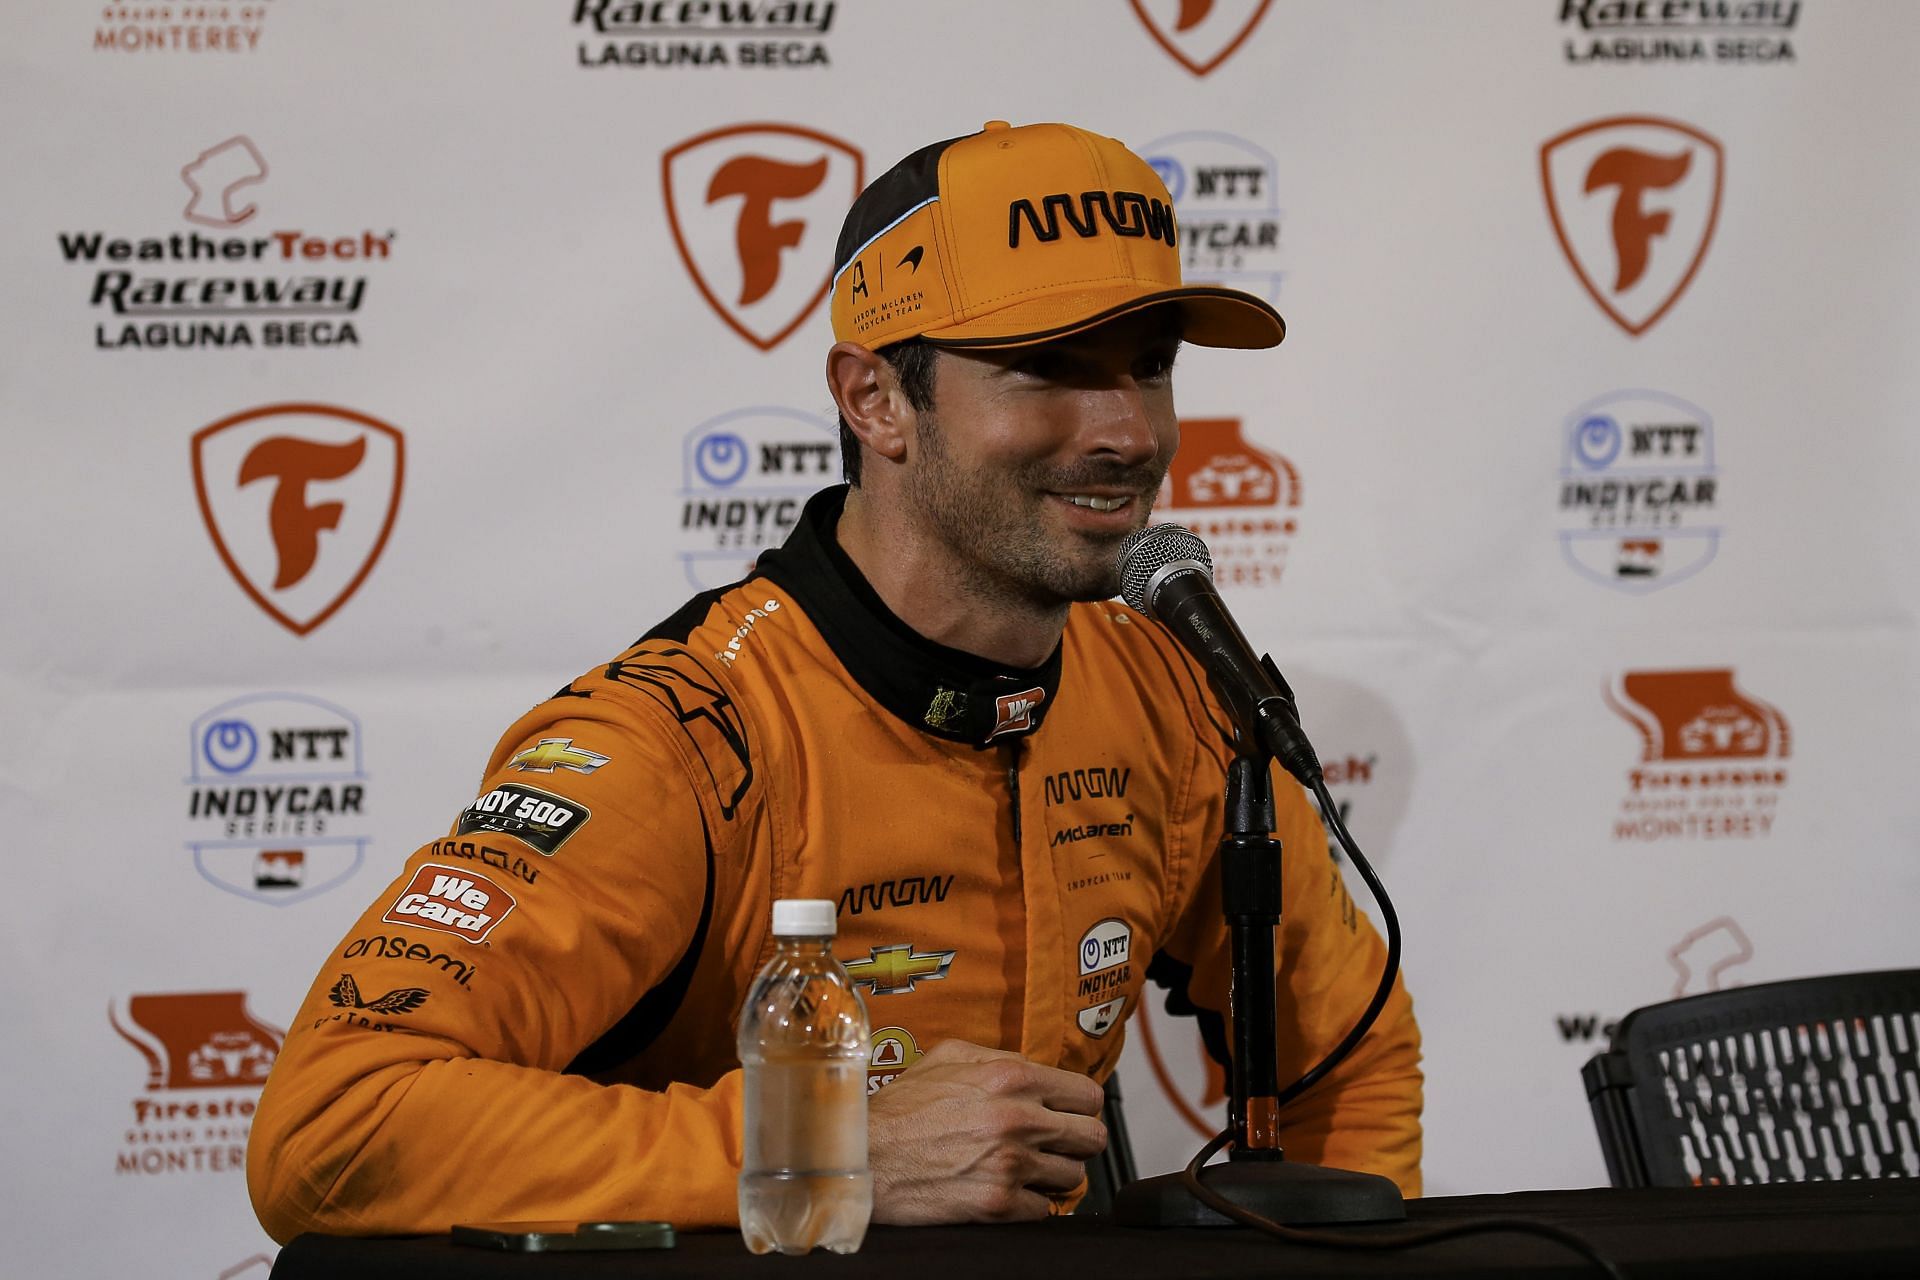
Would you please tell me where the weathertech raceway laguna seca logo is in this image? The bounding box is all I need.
[1541,115,1724,336]
[1606,668,1789,841]
[193,403,404,636]
[663,123,862,351]
[1129,0,1273,77]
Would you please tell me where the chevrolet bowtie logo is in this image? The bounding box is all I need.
[507,738,611,775]
[843,943,956,996]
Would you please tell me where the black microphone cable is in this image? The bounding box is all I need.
[1172,771,1628,1280]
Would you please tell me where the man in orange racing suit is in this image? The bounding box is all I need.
[249,120,1421,1240]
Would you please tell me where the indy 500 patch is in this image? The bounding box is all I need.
[457,783,589,856]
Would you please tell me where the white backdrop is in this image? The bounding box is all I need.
[3,2,1918,1274]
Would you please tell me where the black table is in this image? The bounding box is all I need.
[272,1181,1920,1278]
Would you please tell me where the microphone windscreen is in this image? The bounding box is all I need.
[1116,524,1214,612]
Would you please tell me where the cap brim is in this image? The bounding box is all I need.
[918,285,1284,351]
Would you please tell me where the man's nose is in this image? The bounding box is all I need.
[1079,382,1164,466]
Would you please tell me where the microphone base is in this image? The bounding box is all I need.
[1111,1159,1406,1228]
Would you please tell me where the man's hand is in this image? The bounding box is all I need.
[867,1039,1108,1224]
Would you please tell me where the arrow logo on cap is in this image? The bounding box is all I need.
[897,245,925,273]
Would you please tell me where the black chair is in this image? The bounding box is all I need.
[1079,1072,1140,1214]
[1583,969,1920,1187]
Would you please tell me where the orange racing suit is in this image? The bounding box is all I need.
[248,486,1421,1241]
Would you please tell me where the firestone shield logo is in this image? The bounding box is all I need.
[1556,390,1722,592]
[109,991,282,1176]
[1606,668,1790,841]
[1140,130,1285,302]
[663,124,863,351]
[185,692,368,906]
[1158,417,1301,589]
[1130,0,1273,77]
[1541,116,1724,336]
[192,403,405,636]
[679,406,837,588]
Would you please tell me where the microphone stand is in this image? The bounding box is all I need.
[1113,748,1405,1227]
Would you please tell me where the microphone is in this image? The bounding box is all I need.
[1117,525,1323,787]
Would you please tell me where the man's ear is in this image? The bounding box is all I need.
[826,342,913,464]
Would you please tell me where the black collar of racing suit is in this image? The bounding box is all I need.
[755,485,1062,749]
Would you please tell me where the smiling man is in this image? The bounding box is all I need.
[249,121,1421,1239]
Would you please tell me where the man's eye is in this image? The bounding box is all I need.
[1015,353,1069,380]
[1137,350,1179,382]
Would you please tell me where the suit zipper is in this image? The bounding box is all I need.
[1003,739,1023,848]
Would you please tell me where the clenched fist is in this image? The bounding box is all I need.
[867,1039,1108,1224]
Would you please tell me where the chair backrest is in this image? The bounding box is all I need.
[1583,969,1920,1187]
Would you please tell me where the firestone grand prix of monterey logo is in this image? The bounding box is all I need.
[663,124,862,351]
[1129,0,1273,77]
[192,403,405,636]
[1606,668,1790,842]
[1157,417,1301,589]
[1541,116,1724,337]
[109,991,283,1176]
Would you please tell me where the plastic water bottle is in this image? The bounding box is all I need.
[737,899,872,1255]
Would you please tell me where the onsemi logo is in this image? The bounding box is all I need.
[574,0,837,69]
[61,136,394,351]
[679,405,836,589]
[1541,116,1724,336]
[94,3,272,53]
[662,124,862,351]
[1606,669,1789,841]
[1556,390,1723,592]
[989,687,1047,741]
[192,404,404,635]
[1159,417,1300,588]
[842,943,955,996]
[1141,130,1285,301]
[185,692,369,906]
[182,137,267,228]
[382,864,516,944]
[109,990,282,1176]
[1129,0,1273,77]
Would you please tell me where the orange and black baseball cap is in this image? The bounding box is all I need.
[830,120,1285,351]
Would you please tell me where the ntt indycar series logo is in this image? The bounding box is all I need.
[678,405,836,588]
[56,134,396,351]
[185,693,369,906]
[1140,131,1285,302]
[1556,390,1722,591]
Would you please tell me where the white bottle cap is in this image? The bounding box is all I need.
[771,898,837,937]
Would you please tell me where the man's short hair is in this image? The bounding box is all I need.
[838,339,938,486]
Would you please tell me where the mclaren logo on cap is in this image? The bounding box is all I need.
[507,738,611,775]
[843,943,956,996]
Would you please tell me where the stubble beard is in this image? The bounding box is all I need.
[903,410,1167,609]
